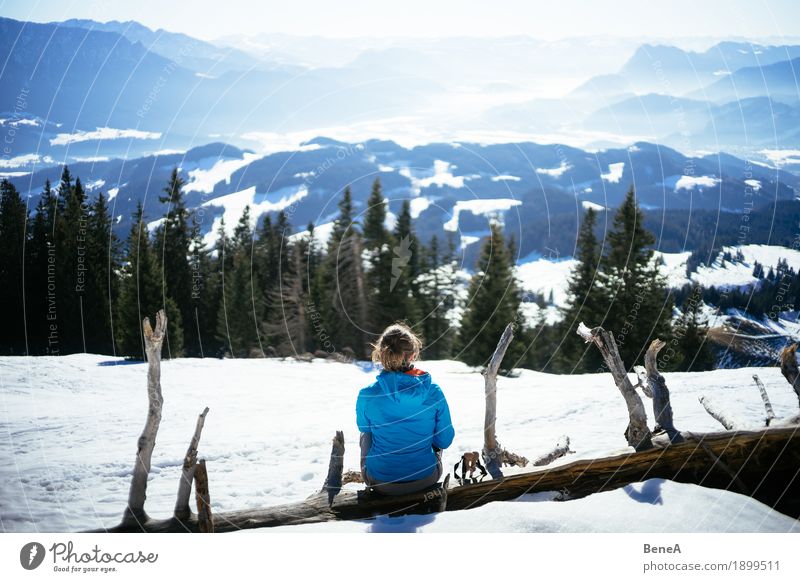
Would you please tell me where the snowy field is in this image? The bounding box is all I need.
[1,355,799,533]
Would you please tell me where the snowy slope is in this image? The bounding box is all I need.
[2,355,799,533]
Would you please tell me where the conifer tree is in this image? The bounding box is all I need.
[318,187,369,356]
[83,192,120,354]
[457,222,525,369]
[673,285,714,371]
[600,187,672,368]
[556,208,604,372]
[116,203,183,359]
[217,206,260,357]
[156,168,194,356]
[26,180,54,354]
[58,173,87,352]
[417,234,458,359]
[0,180,28,354]
[188,214,219,357]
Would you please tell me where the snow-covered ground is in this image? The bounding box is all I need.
[1,355,798,533]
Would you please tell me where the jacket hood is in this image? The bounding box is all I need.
[375,369,433,404]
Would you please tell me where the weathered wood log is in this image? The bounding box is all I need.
[532,436,572,466]
[780,343,800,407]
[481,322,528,477]
[122,310,167,527]
[644,339,683,443]
[174,407,210,521]
[320,431,345,504]
[634,366,653,398]
[752,375,776,426]
[699,395,742,430]
[577,323,653,451]
[84,426,800,532]
[195,459,213,533]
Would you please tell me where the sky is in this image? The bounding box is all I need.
[1,0,799,41]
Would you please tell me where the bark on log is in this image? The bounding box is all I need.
[174,407,210,521]
[85,427,800,532]
[482,323,513,478]
[195,459,213,533]
[577,323,653,451]
[699,395,741,430]
[320,431,345,504]
[780,343,800,407]
[122,310,167,527]
[532,436,572,466]
[644,339,683,443]
[752,375,776,426]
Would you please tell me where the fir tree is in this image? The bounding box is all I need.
[417,234,458,359]
[457,222,525,370]
[156,168,194,356]
[600,187,672,368]
[217,206,260,357]
[116,203,183,359]
[317,187,369,356]
[556,208,604,372]
[26,179,54,354]
[673,285,714,371]
[0,180,28,354]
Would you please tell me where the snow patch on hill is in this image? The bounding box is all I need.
[600,162,625,183]
[184,152,263,194]
[443,198,522,231]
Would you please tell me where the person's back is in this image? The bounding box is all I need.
[356,323,455,494]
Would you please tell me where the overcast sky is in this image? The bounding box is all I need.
[1,0,798,41]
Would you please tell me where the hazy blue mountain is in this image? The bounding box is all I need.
[57,18,286,75]
[692,57,800,104]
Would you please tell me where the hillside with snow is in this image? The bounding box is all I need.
[1,355,798,533]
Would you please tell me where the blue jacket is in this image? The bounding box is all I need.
[357,368,455,483]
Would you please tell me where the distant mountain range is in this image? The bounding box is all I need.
[2,16,799,166]
[7,137,799,268]
[2,16,799,266]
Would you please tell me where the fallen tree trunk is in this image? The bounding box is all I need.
[85,426,800,532]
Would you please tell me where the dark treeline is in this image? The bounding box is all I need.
[3,167,795,373]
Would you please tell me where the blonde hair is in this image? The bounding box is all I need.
[371,323,422,371]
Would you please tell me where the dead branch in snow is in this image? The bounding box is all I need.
[577,323,653,451]
[482,323,528,478]
[174,407,210,521]
[122,310,167,528]
[752,375,776,426]
[532,436,573,466]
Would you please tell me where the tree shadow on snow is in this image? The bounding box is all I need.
[623,479,665,505]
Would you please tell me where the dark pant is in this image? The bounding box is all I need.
[359,432,443,496]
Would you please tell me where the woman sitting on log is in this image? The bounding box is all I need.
[356,323,455,495]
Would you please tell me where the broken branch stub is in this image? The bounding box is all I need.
[320,431,345,505]
[644,339,683,443]
[576,323,653,451]
[174,407,210,521]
